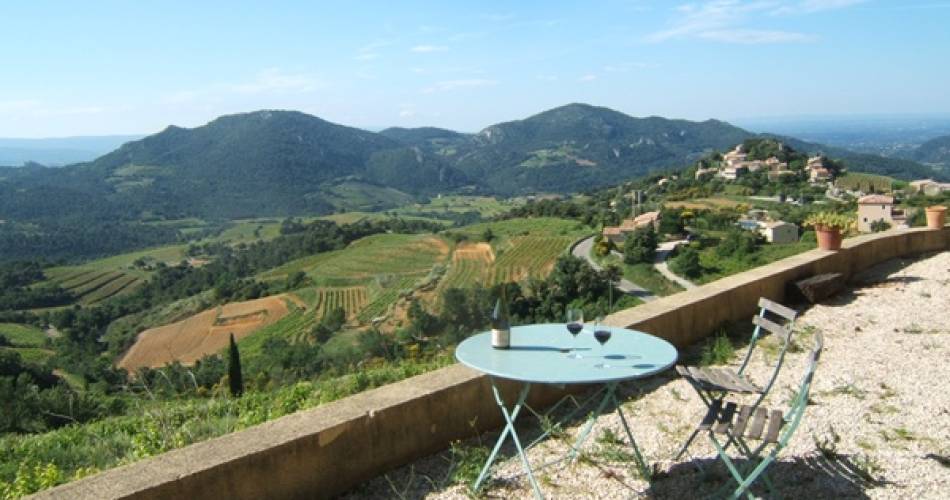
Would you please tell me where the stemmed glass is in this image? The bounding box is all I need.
[592,316,613,368]
[565,308,584,359]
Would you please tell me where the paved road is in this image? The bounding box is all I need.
[653,240,697,290]
[572,236,658,302]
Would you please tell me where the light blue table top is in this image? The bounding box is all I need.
[456,323,678,384]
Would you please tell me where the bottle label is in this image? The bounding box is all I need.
[491,328,510,349]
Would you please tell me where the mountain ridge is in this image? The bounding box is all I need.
[0,104,945,222]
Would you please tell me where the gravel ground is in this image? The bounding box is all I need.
[342,251,950,499]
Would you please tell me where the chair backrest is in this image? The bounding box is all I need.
[737,297,798,376]
[776,332,824,447]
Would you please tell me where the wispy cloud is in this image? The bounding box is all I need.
[603,62,654,72]
[0,99,109,116]
[536,75,559,81]
[411,45,449,53]
[646,0,859,44]
[699,29,814,43]
[355,40,392,62]
[578,74,598,82]
[164,68,323,105]
[230,68,322,94]
[774,0,867,15]
[422,79,498,93]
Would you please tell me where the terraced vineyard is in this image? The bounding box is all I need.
[439,235,573,291]
[44,268,143,305]
[313,287,369,321]
[357,276,419,323]
[490,236,574,285]
[438,242,494,290]
[261,233,449,285]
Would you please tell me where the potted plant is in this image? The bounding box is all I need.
[804,212,854,251]
[925,205,947,230]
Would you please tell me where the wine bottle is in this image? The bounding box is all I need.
[491,289,510,349]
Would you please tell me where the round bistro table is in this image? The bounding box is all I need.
[456,323,678,498]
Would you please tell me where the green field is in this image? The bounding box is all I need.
[39,268,144,307]
[439,217,588,291]
[262,233,448,286]
[394,195,520,218]
[835,172,897,192]
[690,240,815,284]
[0,323,47,347]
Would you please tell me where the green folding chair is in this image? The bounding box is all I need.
[674,297,799,460]
[698,332,823,499]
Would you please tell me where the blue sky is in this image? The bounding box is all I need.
[1,0,949,137]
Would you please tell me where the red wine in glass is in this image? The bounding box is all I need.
[567,322,583,336]
[593,324,612,368]
[566,309,584,358]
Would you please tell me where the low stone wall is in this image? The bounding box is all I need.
[607,227,948,347]
[34,228,948,500]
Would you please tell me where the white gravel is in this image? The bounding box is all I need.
[343,251,950,499]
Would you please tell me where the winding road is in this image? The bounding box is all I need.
[572,236,698,302]
[654,240,697,290]
[572,236,658,302]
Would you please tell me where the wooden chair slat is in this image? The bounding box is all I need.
[758,297,798,321]
[752,315,791,340]
[733,405,755,436]
[699,399,723,431]
[714,402,737,434]
[746,407,768,439]
[764,409,784,443]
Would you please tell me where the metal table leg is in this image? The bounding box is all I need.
[570,382,651,479]
[473,378,544,499]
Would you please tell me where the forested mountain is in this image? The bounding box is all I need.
[906,134,950,170]
[1,104,945,228]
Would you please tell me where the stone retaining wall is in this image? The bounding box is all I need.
[33,228,948,499]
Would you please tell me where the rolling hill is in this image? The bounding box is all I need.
[1,104,946,227]
[907,134,950,170]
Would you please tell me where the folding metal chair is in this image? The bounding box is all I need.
[674,297,799,460]
[699,332,823,499]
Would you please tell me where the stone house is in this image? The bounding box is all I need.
[857,194,896,232]
[760,221,799,244]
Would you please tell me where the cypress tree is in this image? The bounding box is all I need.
[228,333,244,397]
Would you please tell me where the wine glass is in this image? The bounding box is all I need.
[592,316,613,368]
[565,308,584,359]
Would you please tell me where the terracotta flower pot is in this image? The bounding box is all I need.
[815,225,842,251]
[925,205,947,230]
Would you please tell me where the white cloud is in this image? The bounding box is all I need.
[578,74,598,82]
[230,68,321,94]
[700,29,815,43]
[773,0,867,15]
[422,79,498,93]
[411,45,449,53]
[645,0,855,43]
[0,99,41,113]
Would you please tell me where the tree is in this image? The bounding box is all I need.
[623,226,657,264]
[869,219,891,232]
[671,247,702,278]
[482,227,495,242]
[228,333,244,397]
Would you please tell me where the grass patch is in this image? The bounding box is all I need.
[699,332,736,366]
[0,323,47,347]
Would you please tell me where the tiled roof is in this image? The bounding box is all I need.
[858,194,894,204]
